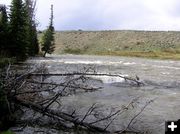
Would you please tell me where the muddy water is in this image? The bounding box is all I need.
[23,55,180,134]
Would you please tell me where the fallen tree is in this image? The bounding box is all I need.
[1,64,152,133]
[29,72,144,86]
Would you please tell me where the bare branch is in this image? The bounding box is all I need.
[13,98,111,133]
[29,73,144,86]
[26,80,101,91]
[81,103,97,123]
[90,97,139,125]
[115,99,155,134]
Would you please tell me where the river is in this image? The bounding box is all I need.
[14,55,180,134]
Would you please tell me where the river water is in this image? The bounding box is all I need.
[15,55,180,134]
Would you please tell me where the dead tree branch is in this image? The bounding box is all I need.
[29,73,144,86]
[114,99,154,134]
[1,64,150,134]
[26,80,101,91]
[13,97,110,133]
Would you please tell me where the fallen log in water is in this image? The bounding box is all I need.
[2,64,149,133]
[13,97,111,133]
[29,72,145,86]
[13,96,150,133]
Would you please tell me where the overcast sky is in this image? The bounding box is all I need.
[1,0,180,31]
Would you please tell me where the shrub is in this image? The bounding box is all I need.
[64,48,83,54]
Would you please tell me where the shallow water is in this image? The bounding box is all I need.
[17,55,180,134]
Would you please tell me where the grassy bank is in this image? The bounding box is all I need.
[95,50,180,60]
[61,49,180,60]
[48,30,180,60]
[0,57,15,68]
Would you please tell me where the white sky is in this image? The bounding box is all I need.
[1,0,180,31]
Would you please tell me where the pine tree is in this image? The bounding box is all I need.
[25,0,39,56]
[9,0,29,60]
[41,5,55,57]
[0,5,9,56]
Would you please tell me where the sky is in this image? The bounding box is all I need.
[1,0,180,31]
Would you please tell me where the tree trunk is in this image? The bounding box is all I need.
[43,51,47,57]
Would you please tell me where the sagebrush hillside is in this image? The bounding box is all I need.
[44,30,180,59]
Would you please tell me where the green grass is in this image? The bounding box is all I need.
[0,130,14,134]
[63,48,84,54]
[0,57,13,68]
[95,50,180,60]
[0,55,16,68]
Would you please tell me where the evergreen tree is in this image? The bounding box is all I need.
[0,5,9,56]
[25,0,39,56]
[9,0,29,60]
[41,5,55,57]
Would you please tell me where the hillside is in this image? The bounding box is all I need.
[51,30,180,59]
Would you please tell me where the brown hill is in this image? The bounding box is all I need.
[43,30,180,59]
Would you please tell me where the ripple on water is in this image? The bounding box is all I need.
[89,75,126,83]
[22,55,180,134]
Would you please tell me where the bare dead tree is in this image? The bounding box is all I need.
[25,0,37,23]
[28,72,144,86]
[1,64,152,134]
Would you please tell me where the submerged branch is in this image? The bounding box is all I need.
[27,80,101,91]
[29,72,144,86]
[13,97,110,133]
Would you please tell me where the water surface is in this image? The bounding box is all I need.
[22,55,180,133]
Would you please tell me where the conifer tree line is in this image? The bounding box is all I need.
[0,5,9,56]
[0,0,39,60]
[0,0,55,60]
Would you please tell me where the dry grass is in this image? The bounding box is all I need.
[41,30,180,59]
[95,51,180,60]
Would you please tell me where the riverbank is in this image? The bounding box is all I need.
[94,50,180,60]
[46,30,180,60]
[0,57,15,68]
